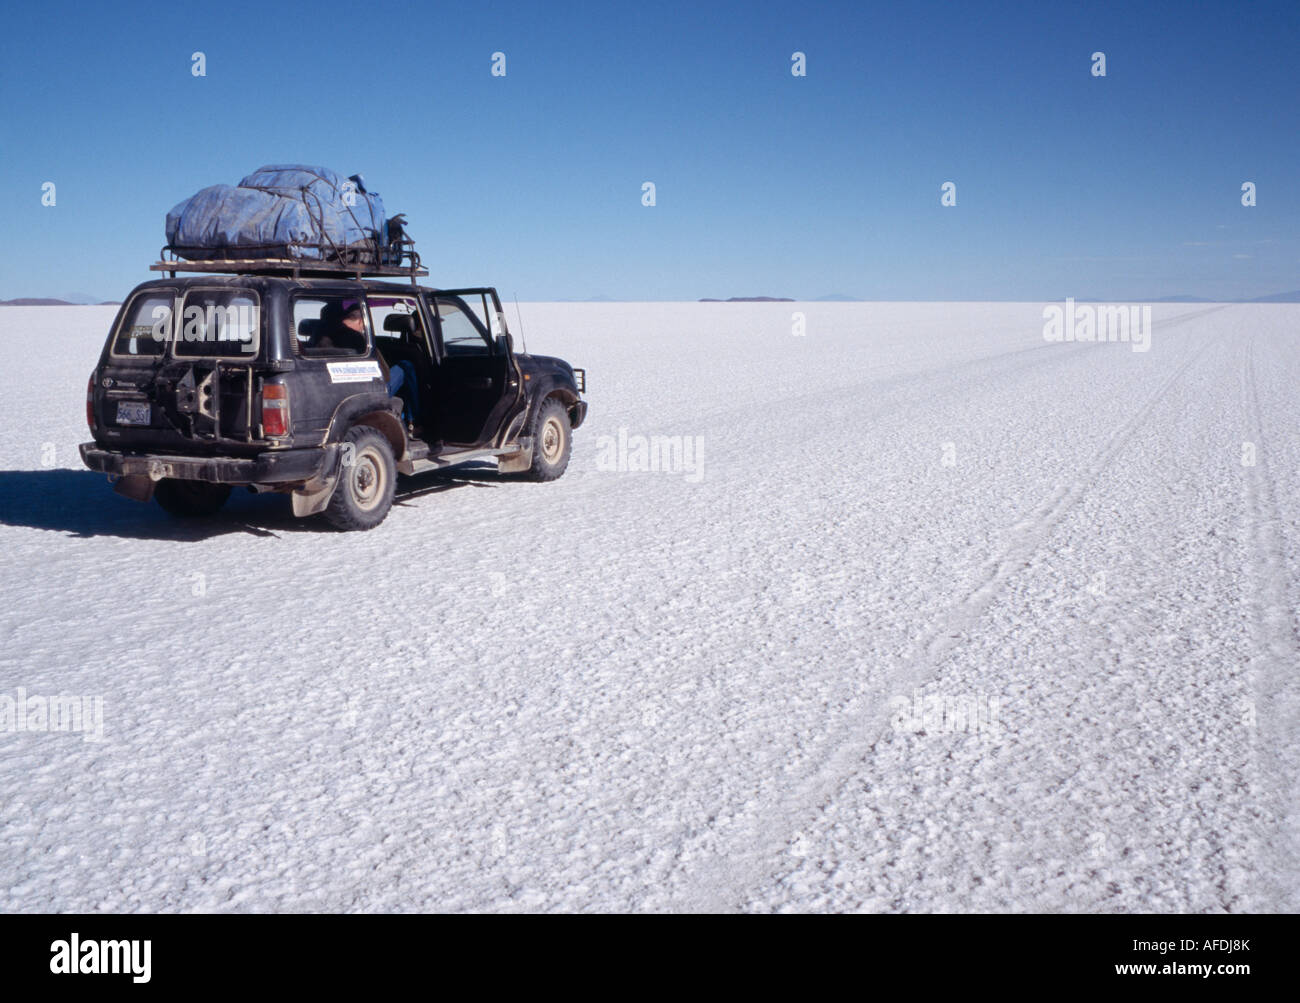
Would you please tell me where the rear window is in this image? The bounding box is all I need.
[173,289,260,357]
[110,291,175,357]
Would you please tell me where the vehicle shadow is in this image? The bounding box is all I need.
[0,465,495,541]
[393,462,503,505]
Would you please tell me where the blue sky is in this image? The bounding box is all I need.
[1,0,1297,301]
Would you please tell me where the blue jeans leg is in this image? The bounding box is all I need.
[387,361,420,424]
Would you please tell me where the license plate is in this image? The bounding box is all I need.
[115,401,151,425]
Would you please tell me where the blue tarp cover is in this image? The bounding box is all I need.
[166,165,387,261]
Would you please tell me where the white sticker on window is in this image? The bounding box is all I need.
[326,361,383,383]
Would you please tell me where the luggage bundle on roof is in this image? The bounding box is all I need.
[162,165,420,276]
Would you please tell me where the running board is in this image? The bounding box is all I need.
[397,447,511,476]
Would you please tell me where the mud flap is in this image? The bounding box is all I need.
[290,445,344,517]
[111,474,156,503]
[496,445,533,475]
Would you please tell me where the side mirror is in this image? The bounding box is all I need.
[495,333,513,356]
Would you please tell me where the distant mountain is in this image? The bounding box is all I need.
[814,293,863,302]
[55,292,106,305]
[1244,290,1300,303]
[699,296,795,302]
[0,297,119,306]
[1095,292,1300,304]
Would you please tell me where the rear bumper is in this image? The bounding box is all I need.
[79,442,335,486]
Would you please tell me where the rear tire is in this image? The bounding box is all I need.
[524,397,572,481]
[154,479,231,518]
[323,426,396,531]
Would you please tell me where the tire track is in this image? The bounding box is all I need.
[667,313,1227,912]
[1240,332,1300,910]
[591,305,1229,460]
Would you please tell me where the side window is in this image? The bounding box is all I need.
[368,297,428,351]
[465,292,502,337]
[434,296,491,356]
[174,290,260,357]
[293,296,370,357]
[111,291,175,357]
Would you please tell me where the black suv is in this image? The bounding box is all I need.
[80,268,586,530]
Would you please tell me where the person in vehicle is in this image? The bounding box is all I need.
[316,301,363,352]
[331,303,421,430]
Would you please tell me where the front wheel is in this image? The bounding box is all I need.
[323,426,397,530]
[524,397,572,481]
[154,479,231,518]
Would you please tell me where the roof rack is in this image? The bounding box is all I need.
[150,246,428,282]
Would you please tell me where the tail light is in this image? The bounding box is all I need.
[86,375,95,431]
[261,383,290,437]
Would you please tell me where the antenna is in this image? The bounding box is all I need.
[513,294,528,354]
